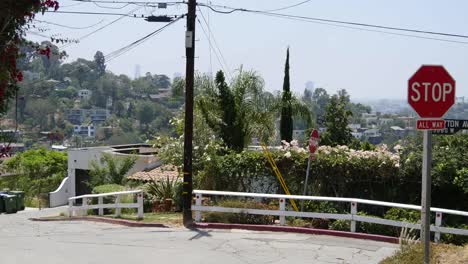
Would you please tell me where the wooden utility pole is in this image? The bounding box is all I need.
[183,0,196,227]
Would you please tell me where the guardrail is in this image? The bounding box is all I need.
[68,190,144,219]
[192,190,468,242]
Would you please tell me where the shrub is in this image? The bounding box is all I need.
[384,208,420,223]
[330,212,395,236]
[329,219,350,231]
[441,224,468,245]
[145,177,179,201]
[302,201,341,229]
[92,184,126,194]
[91,184,134,215]
[203,199,276,225]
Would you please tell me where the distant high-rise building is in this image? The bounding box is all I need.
[173,72,183,79]
[134,64,141,79]
[305,81,314,93]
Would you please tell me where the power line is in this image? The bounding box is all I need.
[34,19,105,30]
[105,16,183,62]
[59,7,141,50]
[198,3,468,40]
[70,0,184,6]
[197,8,232,80]
[45,10,144,17]
[196,18,228,79]
[263,0,312,12]
[92,2,131,9]
[259,12,468,45]
[205,0,212,75]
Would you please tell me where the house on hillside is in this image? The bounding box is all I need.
[49,144,161,207]
[73,125,95,138]
[363,128,383,145]
[78,89,92,100]
[66,109,87,125]
[89,108,110,124]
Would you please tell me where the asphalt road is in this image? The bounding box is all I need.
[0,208,398,264]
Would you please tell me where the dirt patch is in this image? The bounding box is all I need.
[434,244,468,264]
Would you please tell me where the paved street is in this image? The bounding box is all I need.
[0,208,398,264]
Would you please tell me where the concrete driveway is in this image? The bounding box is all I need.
[0,208,398,264]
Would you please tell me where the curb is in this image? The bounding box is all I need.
[193,223,400,244]
[29,216,168,228]
[29,217,399,243]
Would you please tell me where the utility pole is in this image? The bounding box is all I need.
[183,0,196,227]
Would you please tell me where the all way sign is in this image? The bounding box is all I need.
[432,119,468,135]
[417,119,445,130]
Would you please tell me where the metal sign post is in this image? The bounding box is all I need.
[421,130,432,264]
[301,157,312,212]
[408,65,456,264]
[301,129,319,211]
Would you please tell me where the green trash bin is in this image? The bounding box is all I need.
[0,194,17,214]
[0,195,4,213]
[9,191,25,210]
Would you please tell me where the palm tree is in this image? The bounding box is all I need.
[197,69,276,150]
[89,153,137,186]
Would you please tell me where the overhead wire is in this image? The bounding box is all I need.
[105,15,183,62]
[258,12,468,45]
[28,17,183,88]
[198,3,468,41]
[92,2,131,9]
[206,0,212,76]
[34,19,106,30]
[69,0,184,6]
[196,18,228,80]
[197,8,232,80]
[263,0,312,12]
[59,7,141,49]
[45,10,143,17]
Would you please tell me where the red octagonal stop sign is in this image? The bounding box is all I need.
[309,129,319,154]
[408,65,455,118]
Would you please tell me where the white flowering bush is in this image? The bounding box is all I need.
[196,141,401,202]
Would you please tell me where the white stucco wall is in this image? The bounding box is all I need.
[48,145,160,207]
[49,177,70,207]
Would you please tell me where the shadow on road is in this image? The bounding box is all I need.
[188,228,212,240]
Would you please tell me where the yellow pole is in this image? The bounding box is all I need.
[261,144,299,212]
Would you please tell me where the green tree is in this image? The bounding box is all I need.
[312,88,330,126]
[171,77,185,97]
[89,153,137,186]
[136,101,155,129]
[4,148,67,208]
[280,48,293,142]
[0,1,60,114]
[197,69,275,150]
[24,98,57,130]
[321,91,353,146]
[212,71,241,150]
[93,51,106,77]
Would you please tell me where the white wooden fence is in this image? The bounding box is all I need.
[192,190,468,242]
[68,190,144,219]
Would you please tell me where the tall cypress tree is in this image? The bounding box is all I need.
[280,48,293,142]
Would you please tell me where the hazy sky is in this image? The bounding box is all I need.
[28,0,468,100]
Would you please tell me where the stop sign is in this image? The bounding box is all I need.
[408,65,455,118]
[309,129,319,154]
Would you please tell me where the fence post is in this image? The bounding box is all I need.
[98,196,104,216]
[194,194,202,222]
[82,197,88,216]
[137,192,144,220]
[435,212,442,243]
[68,199,73,217]
[115,194,121,217]
[350,201,357,232]
[279,198,286,226]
